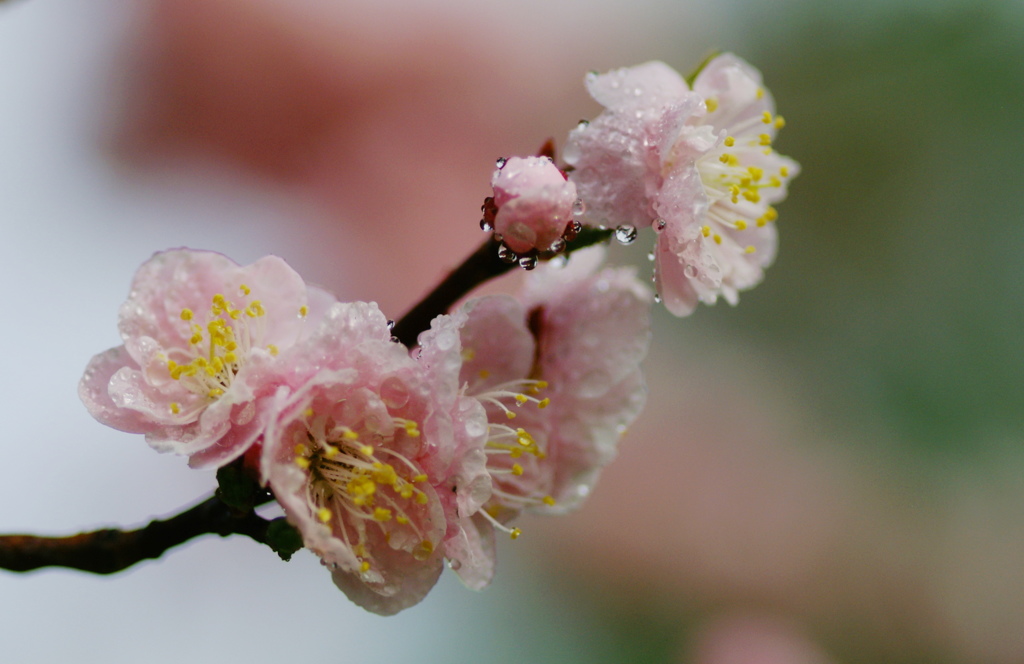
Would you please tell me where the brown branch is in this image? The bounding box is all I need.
[392,226,613,347]
[0,494,272,575]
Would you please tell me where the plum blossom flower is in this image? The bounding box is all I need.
[564,54,799,316]
[79,249,335,468]
[454,247,652,540]
[487,155,578,257]
[260,301,489,615]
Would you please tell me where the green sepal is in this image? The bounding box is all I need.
[215,465,261,512]
[684,50,721,87]
[265,518,304,562]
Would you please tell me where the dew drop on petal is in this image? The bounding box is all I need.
[495,157,508,169]
[654,293,662,303]
[572,199,586,217]
[684,264,699,279]
[497,244,518,263]
[614,225,638,245]
[548,238,566,253]
[576,119,590,129]
[647,252,655,262]
[480,219,493,232]
[571,220,583,235]
[518,255,538,270]
[653,218,667,233]
[386,320,395,330]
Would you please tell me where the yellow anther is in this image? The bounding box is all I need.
[208,388,224,398]
[223,352,237,364]
[719,153,739,167]
[764,207,778,222]
[743,190,761,203]
[769,176,782,188]
[419,540,434,555]
[774,115,786,129]
[404,421,420,437]
[373,464,398,486]
[509,528,522,540]
[724,136,735,147]
[399,485,414,499]
[294,443,308,455]
[412,474,428,483]
[246,301,265,318]
[360,561,370,573]
[461,348,476,362]
[759,133,771,146]
[294,457,310,469]
[756,87,764,99]
[373,507,392,522]
[729,184,740,203]
[762,111,772,124]
[745,246,757,254]
[705,97,718,112]
[713,234,722,244]
[534,381,548,389]
[180,309,193,321]
[190,333,203,345]
[360,445,374,456]
[343,429,360,440]
[701,225,711,238]
[239,284,251,296]
[537,398,550,409]
[505,411,516,420]
[747,166,763,181]
[542,496,556,506]
[415,493,428,505]
[479,369,490,380]
[510,448,523,459]
[396,515,409,525]
[511,463,524,476]
[514,394,528,405]
[170,402,180,414]
[780,166,789,177]
[317,508,332,523]
[734,220,747,230]
[299,305,308,318]
[323,445,339,458]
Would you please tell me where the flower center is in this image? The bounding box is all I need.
[163,285,285,412]
[469,377,556,539]
[292,413,435,574]
[694,109,789,251]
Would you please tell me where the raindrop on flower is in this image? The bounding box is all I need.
[386,320,395,330]
[495,157,508,169]
[518,255,538,270]
[576,119,590,129]
[653,218,667,233]
[480,219,493,232]
[497,244,518,263]
[548,237,566,253]
[647,252,655,262]
[653,293,662,303]
[614,225,638,245]
[684,264,699,279]
[572,199,587,217]
[571,220,583,235]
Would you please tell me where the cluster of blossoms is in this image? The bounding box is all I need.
[79,53,795,614]
[81,247,651,614]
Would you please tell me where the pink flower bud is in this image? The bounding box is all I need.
[490,156,577,254]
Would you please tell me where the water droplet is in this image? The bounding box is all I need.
[497,244,518,263]
[519,255,538,270]
[647,252,655,261]
[654,293,662,303]
[653,218,667,232]
[576,119,590,129]
[614,225,638,244]
[386,320,395,330]
[493,233,503,243]
[548,238,566,253]
[495,157,507,169]
[684,264,699,279]
[571,220,583,235]
[479,219,493,232]
[572,199,586,217]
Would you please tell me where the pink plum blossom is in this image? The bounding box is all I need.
[489,155,578,255]
[455,247,652,539]
[564,54,799,316]
[260,301,489,615]
[79,249,335,468]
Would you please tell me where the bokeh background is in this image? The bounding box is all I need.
[2,0,1023,662]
